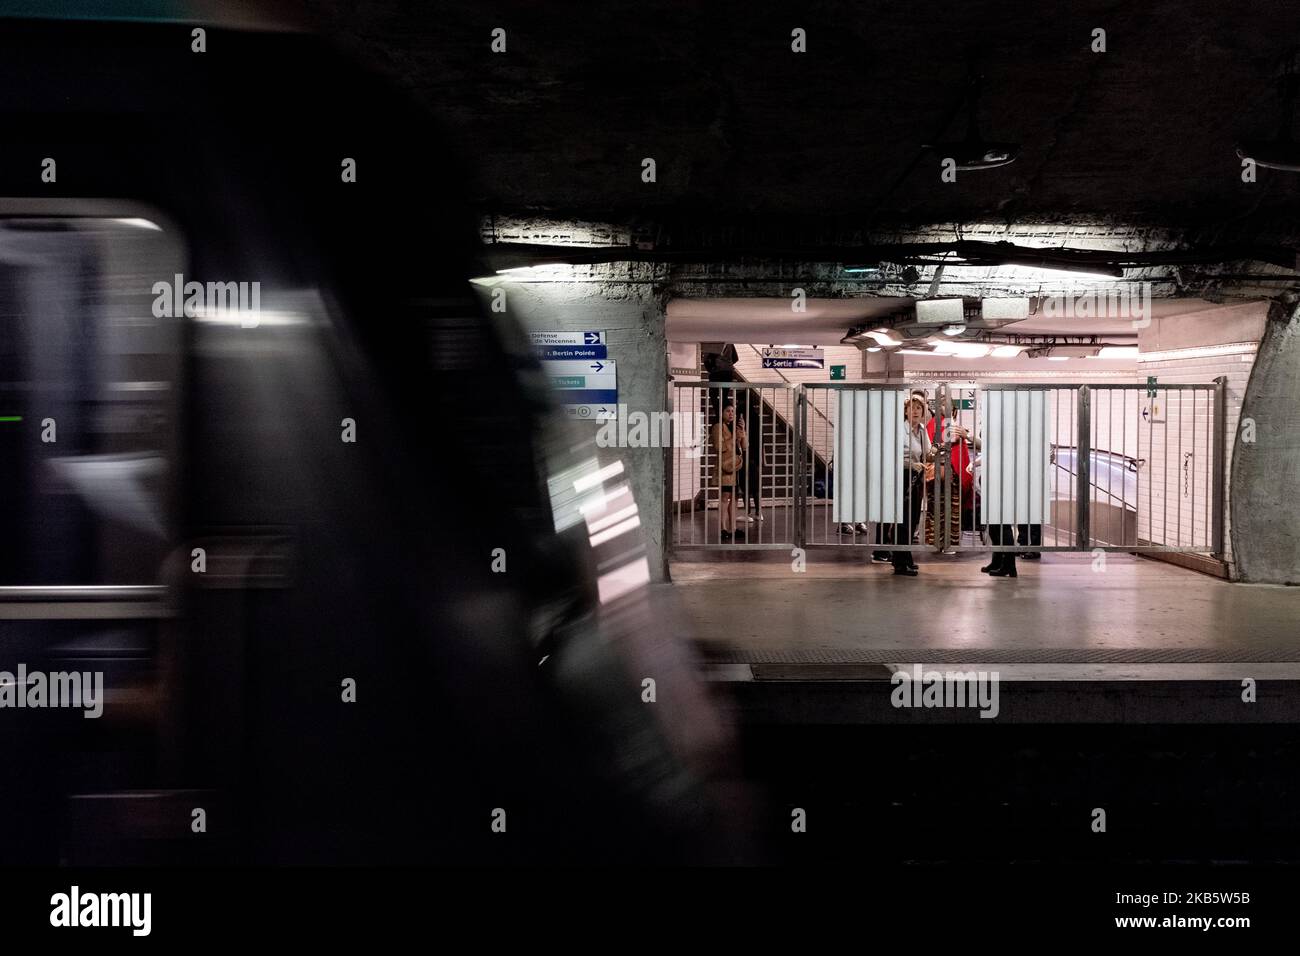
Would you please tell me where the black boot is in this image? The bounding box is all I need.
[990,556,1017,577]
[892,552,918,575]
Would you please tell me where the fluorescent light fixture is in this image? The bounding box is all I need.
[942,325,965,336]
[495,262,575,277]
[1047,355,1071,361]
[899,348,935,356]
[990,345,1025,358]
[932,342,991,358]
[865,346,881,352]
[995,264,1125,284]
[1096,346,1140,359]
[863,330,902,347]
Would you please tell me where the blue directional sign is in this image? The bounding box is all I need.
[542,358,617,420]
[538,345,608,360]
[528,330,607,347]
[762,346,824,369]
[528,332,615,420]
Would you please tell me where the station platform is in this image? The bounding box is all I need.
[671,551,1300,666]
[666,550,1300,723]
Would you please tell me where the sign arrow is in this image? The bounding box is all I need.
[584,332,600,344]
[590,362,605,372]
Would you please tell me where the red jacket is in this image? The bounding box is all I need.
[927,417,974,495]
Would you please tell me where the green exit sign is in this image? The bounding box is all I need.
[830,365,846,380]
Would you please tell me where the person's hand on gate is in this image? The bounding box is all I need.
[924,463,936,482]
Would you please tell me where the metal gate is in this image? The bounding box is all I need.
[669,381,799,549]
[798,380,1226,555]
[670,378,1226,555]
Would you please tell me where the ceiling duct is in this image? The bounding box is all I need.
[913,298,966,326]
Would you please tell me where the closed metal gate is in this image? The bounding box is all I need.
[800,380,1226,555]
[669,382,798,549]
[670,378,1226,556]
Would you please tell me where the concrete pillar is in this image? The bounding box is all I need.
[478,274,669,579]
[1231,302,1300,584]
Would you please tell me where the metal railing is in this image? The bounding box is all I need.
[668,379,1227,556]
[670,381,797,549]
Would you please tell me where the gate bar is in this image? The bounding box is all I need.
[1075,385,1091,549]
[1212,375,1226,556]
[793,384,805,549]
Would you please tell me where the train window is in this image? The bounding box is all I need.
[0,213,184,586]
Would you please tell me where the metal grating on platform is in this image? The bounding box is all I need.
[750,663,895,680]
[695,643,1300,665]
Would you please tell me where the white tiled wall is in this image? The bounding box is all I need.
[1135,347,1255,560]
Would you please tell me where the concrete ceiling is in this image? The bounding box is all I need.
[308,0,1300,239]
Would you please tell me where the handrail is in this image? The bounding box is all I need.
[1051,461,1136,509]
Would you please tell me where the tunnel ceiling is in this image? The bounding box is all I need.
[310,0,1300,243]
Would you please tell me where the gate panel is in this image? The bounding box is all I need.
[935,381,1222,554]
[1088,383,1219,552]
[803,384,922,554]
[952,384,1085,553]
[669,381,796,549]
[670,379,1224,556]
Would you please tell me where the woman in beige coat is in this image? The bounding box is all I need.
[710,401,746,541]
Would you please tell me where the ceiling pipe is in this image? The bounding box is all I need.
[482,239,1300,273]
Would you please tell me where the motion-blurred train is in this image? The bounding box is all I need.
[0,9,739,865]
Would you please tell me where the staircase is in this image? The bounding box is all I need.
[687,346,832,506]
[730,347,832,499]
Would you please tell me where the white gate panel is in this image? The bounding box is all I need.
[981,389,1051,525]
[833,389,905,524]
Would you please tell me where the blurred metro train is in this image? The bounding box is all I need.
[0,9,740,865]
